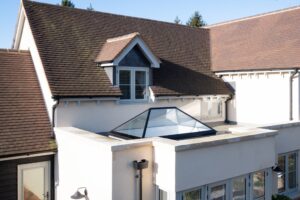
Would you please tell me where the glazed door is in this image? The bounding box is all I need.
[18,161,50,200]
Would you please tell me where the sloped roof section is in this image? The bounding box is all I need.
[210,6,300,72]
[95,32,139,63]
[23,0,231,97]
[0,50,56,158]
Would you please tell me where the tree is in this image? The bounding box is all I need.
[61,0,75,8]
[174,16,181,24]
[186,11,206,27]
[87,3,94,11]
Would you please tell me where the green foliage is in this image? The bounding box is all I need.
[186,11,206,27]
[61,0,75,8]
[87,3,94,11]
[174,16,181,24]
[272,194,292,200]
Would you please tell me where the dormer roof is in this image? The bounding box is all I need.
[95,32,139,63]
[95,32,161,68]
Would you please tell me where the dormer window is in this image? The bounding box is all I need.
[118,68,148,100]
[95,32,161,101]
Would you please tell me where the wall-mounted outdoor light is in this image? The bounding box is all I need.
[272,165,283,176]
[70,187,89,200]
[133,159,149,200]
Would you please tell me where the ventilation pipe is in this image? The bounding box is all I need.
[133,159,149,200]
[290,69,298,121]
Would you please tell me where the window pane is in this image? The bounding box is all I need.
[278,174,286,193]
[119,85,130,99]
[232,177,246,200]
[135,71,146,85]
[210,184,226,200]
[183,189,201,200]
[288,153,297,189]
[277,155,286,193]
[119,70,130,84]
[23,167,45,200]
[135,71,146,99]
[288,154,296,172]
[135,85,146,99]
[288,171,297,189]
[253,171,265,200]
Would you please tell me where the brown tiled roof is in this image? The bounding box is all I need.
[95,32,139,63]
[23,0,231,97]
[0,50,56,158]
[210,7,300,72]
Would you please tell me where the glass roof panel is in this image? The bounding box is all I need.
[145,108,211,137]
[114,111,148,138]
[111,107,215,140]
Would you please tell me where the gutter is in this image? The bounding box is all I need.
[290,69,298,121]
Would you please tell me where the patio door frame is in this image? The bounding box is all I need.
[18,161,51,200]
[207,180,229,200]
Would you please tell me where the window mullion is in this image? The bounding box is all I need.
[131,69,135,100]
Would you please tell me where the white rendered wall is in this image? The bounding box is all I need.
[153,140,177,200]
[175,137,276,192]
[112,144,154,200]
[56,98,226,133]
[54,126,277,200]
[17,13,55,121]
[54,127,113,200]
[222,72,299,124]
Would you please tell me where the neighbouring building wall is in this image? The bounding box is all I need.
[54,128,113,200]
[222,72,300,124]
[55,97,226,133]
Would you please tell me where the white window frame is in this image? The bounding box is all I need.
[176,169,271,200]
[18,161,51,200]
[117,66,149,102]
[177,186,206,200]
[250,169,271,200]
[208,180,229,200]
[231,175,250,200]
[277,151,298,195]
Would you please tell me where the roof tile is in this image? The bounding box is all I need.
[23,0,231,97]
[0,50,56,158]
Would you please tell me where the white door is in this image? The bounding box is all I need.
[18,161,51,200]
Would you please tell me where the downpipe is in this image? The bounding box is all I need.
[290,69,298,121]
[52,99,59,129]
[225,95,233,123]
[133,159,149,200]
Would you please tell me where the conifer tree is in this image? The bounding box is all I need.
[186,11,206,27]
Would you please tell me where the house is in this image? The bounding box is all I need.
[1,0,300,199]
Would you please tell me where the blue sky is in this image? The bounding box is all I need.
[0,0,299,48]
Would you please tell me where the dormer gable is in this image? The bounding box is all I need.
[95,32,160,68]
